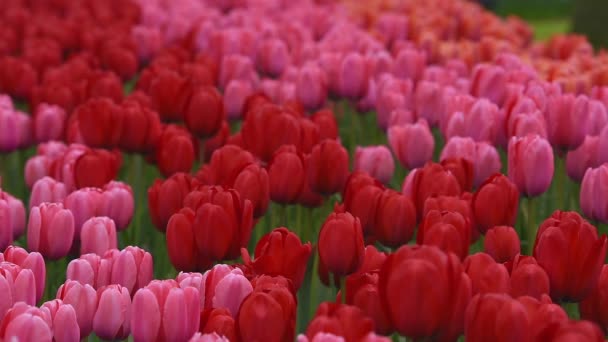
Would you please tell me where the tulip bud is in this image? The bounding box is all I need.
[93,285,131,340]
[483,226,520,263]
[472,174,519,233]
[80,217,118,256]
[27,203,75,260]
[388,119,434,170]
[307,140,350,196]
[318,212,364,277]
[56,280,98,338]
[508,134,554,197]
[354,146,395,185]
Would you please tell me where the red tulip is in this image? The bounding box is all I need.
[305,302,376,342]
[184,86,225,138]
[417,210,471,260]
[73,149,121,189]
[379,245,471,340]
[156,125,197,177]
[199,308,237,342]
[422,194,477,240]
[307,140,350,196]
[373,190,416,248]
[268,146,306,205]
[533,211,607,302]
[167,208,207,272]
[483,226,520,263]
[75,98,123,149]
[241,227,312,290]
[147,69,190,122]
[506,254,550,300]
[472,174,519,234]
[119,98,162,153]
[543,320,604,342]
[343,174,384,236]
[464,293,529,342]
[148,173,196,232]
[404,162,462,217]
[311,109,338,141]
[463,253,510,295]
[580,265,608,333]
[233,163,270,218]
[440,158,474,193]
[318,212,365,278]
[345,273,392,335]
[198,145,255,187]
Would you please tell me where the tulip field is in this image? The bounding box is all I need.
[2,0,608,340]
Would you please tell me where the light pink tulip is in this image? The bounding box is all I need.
[388,119,434,170]
[66,253,112,289]
[470,64,507,105]
[3,246,46,302]
[581,164,608,223]
[64,187,103,236]
[41,299,80,342]
[0,262,37,320]
[80,217,118,256]
[33,104,66,143]
[445,98,501,145]
[2,311,53,341]
[507,110,548,139]
[392,48,426,82]
[415,81,443,126]
[93,285,131,340]
[56,280,98,338]
[354,146,395,184]
[30,177,68,209]
[25,155,51,188]
[296,63,327,111]
[256,38,290,77]
[110,246,153,295]
[99,181,134,231]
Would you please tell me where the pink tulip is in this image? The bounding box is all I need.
[110,246,153,295]
[219,54,258,90]
[132,280,200,342]
[178,264,253,317]
[470,64,507,105]
[30,177,68,209]
[597,125,608,166]
[296,63,327,111]
[256,38,290,77]
[445,98,501,145]
[131,26,163,63]
[0,204,11,251]
[508,135,554,197]
[376,13,408,47]
[0,262,36,320]
[392,48,426,82]
[545,94,590,150]
[93,285,131,340]
[354,146,395,185]
[0,95,13,110]
[338,52,368,100]
[0,191,25,240]
[439,92,475,136]
[388,109,415,127]
[3,246,46,302]
[0,109,29,152]
[440,137,501,187]
[66,253,112,289]
[224,80,254,120]
[99,181,134,231]
[190,332,230,342]
[80,217,118,256]
[585,100,608,136]
[581,164,608,223]
[388,119,434,169]
[56,280,98,338]
[507,110,548,139]
[41,299,80,342]
[33,104,66,143]
[376,77,414,130]
[64,187,103,236]
[27,203,75,260]
[25,155,51,189]
[566,136,600,182]
[1,311,53,341]
[414,81,443,126]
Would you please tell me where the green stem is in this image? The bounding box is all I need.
[279,204,287,228]
[556,155,565,211]
[526,197,536,255]
[562,301,580,319]
[309,247,320,319]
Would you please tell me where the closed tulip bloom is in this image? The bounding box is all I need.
[80,217,118,256]
[379,245,472,340]
[27,203,75,260]
[56,280,98,338]
[483,226,520,263]
[198,307,237,341]
[110,246,154,295]
[156,125,196,177]
[219,55,258,91]
[319,212,365,277]
[41,299,80,342]
[581,164,608,223]
[470,64,507,105]
[166,208,203,272]
[75,98,123,149]
[199,144,256,186]
[417,210,472,260]
[132,280,200,342]
[533,211,607,302]
[580,265,608,333]
[440,137,502,187]
[345,273,392,335]
[1,311,53,341]
[99,181,134,231]
[2,246,46,302]
[66,253,112,290]
[463,253,510,295]
[445,99,502,145]
[388,119,434,170]
[93,285,131,340]
[119,97,162,153]
[545,94,590,150]
[393,48,426,82]
[223,80,254,120]
[296,63,327,111]
[184,86,225,138]
[404,162,462,218]
[33,103,66,142]
[507,254,550,300]
[241,227,312,290]
[507,110,548,139]
[73,149,121,189]
[305,302,376,342]
[472,174,519,234]
[338,53,368,100]
[148,173,195,232]
[567,136,600,182]
[307,140,350,196]
[544,320,604,341]
[0,262,37,320]
[464,293,529,342]
[311,109,338,141]
[64,187,103,236]
[597,125,608,165]
[0,109,30,152]
[233,163,270,218]
[256,38,290,77]
[190,332,230,342]
[268,146,306,204]
[29,177,67,209]
[389,109,415,127]
[508,134,554,197]
[25,155,51,189]
[354,146,395,185]
[373,190,416,248]
[415,81,443,127]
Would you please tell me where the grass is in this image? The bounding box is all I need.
[529,18,571,41]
